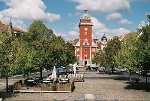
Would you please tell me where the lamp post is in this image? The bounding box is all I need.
[111,61,114,74]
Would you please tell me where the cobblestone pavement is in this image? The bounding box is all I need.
[2,72,150,101]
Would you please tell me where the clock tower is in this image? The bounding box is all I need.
[78,9,93,65]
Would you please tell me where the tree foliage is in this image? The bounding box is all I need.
[92,36,121,73]
[138,25,150,75]
[104,36,121,67]
[0,20,77,79]
[115,32,139,81]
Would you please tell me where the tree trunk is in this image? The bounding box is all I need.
[129,72,131,81]
[145,69,149,91]
[6,76,8,92]
[145,75,149,92]
[111,67,114,74]
[40,66,42,80]
[23,70,25,79]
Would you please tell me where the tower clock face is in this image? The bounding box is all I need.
[84,28,88,31]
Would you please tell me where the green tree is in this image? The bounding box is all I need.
[104,36,121,74]
[138,25,150,90]
[13,39,37,78]
[92,50,104,66]
[27,20,56,79]
[64,41,77,66]
[0,36,17,92]
[115,32,138,81]
[45,36,77,68]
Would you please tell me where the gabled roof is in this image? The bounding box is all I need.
[119,32,139,42]
[0,21,24,33]
[0,21,7,30]
[73,38,100,48]
[13,27,24,33]
[73,38,79,46]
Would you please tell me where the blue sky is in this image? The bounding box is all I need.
[0,0,150,40]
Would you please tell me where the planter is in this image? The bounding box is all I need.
[21,87,28,90]
[13,82,21,90]
[34,87,42,91]
[41,84,53,91]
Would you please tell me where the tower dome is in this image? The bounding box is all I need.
[101,33,107,42]
[81,9,90,19]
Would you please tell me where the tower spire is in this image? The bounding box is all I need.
[84,5,87,12]
[7,18,13,37]
[9,18,12,28]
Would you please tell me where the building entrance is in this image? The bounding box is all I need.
[84,61,87,65]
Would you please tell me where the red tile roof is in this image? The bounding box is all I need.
[73,38,79,45]
[0,21,24,33]
[13,27,24,33]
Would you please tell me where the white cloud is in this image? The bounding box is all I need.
[138,20,147,29]
[119,19,132,24]
[106,13,122,20]
[71,0,130,13]
[109,28,130,37]
[53,29,67,39]
[68,31,79,40]
[0,0,61,32]
[0,12,27,31]
[68,17,109,39]
[91,17,108,31]
[65,16,130,40]
[68,13,72,17]
[106,13,132,25]
[68,31,78,36]
[0,0,61,22]
[94,28,130,40]
[53,30,78,41]
[0,12,10,23]
[74,12,82,16]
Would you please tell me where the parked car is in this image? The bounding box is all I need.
[104,67,121,75]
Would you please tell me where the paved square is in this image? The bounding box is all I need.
[1,72,150,100]
[85,94,95,100]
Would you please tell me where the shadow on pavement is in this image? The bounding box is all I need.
[124,82,150,92]
[114,76,150,92]
[114,76,130,81]
[0,85,16,100]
